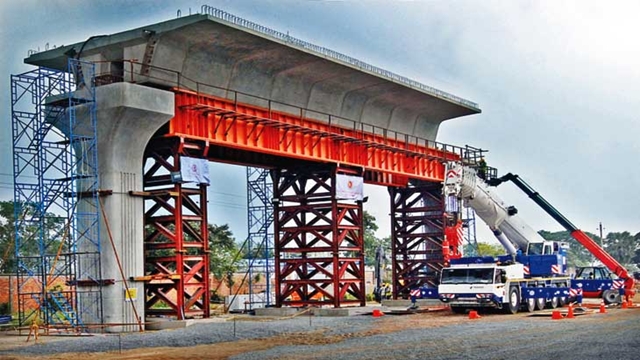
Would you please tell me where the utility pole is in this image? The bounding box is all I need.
[598,222,605,246]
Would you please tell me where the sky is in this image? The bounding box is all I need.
[1,0,639,246]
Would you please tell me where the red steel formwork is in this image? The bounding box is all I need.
[142,137,210,319]
[158,87,470,309]
[170,89,460,188]
[273,166,365,307]
[388,182,445,299]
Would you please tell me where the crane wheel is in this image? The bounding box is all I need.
[523,297,535,312]
[603,290,621,305]
[504,286,520,314]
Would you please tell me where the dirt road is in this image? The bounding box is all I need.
[1,304,639,360]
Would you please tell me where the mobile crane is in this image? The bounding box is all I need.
[438,161,635,313]
[438,162,570,313]
[487,172,636,304]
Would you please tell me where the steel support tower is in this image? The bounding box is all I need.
[388,182,444,299]
[11,60,103,330]
[272,166,366,307]
[142,137,210,319]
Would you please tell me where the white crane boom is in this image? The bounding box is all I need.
[443,162,546,255]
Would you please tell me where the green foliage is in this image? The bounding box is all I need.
[539,230,639,269]
[476,242,505,257]
[0,201,16,273]
[362,211,389,266]
[0,201,65,274]
[208,223,240,288]
[632,233,640,268]
[603,231,638,267]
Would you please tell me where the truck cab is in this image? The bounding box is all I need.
[571,266,623,304]
[438,258,524,313]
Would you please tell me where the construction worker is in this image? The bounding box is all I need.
[477,157,487,180]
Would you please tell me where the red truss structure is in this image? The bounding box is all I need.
[389,182,444,299]
[273,166,365,307]
[142,137,210,319]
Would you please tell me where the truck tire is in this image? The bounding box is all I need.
[535,286,546,310]
[524,297,536,312]
[548,295,559,309]
[603,290,621,305]
[557,284,568,306]
[504,286,520,314]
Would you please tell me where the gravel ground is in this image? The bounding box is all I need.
[1,307,639,359]
[0,315,375,357]
[233,310,640,360]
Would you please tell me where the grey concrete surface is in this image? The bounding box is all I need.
[26,13,480,142]
[79,83,174,332]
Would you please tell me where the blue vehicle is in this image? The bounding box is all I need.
[571,266,624,304]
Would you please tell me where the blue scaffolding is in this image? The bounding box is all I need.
[463,207,479,257]
[245,167,274,309]
[11,59,103,330]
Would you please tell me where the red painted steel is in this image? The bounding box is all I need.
[143,138,210,319]
[273,166,366,307]
[169,89,460,187]
[389,183,445,299]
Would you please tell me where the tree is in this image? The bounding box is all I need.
[603,231,638,268]
[363,211,387,265]
[0,201,64,274]
[632,232,640,269]
[208,223,240,287]
[0,201,16,273]
[476,242,504,257]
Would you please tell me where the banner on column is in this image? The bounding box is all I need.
[180,156,210,185]
[336,174,364,201]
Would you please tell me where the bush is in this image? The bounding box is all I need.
[0,302,10,315]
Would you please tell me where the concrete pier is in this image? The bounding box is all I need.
[87,83,174,331]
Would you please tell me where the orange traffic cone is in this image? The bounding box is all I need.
[621,301,628,309]
[599,300,606,313]
[551,310,563,320]
[468,310,481,319]
[628,300,634,308]
[372,309,384,317]
[566,304,574,319]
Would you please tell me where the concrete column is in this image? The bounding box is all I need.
[82,83,174,332]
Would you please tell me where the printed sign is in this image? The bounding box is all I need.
[125,288,137,302]
[336,174,364,201]
[180,157,210,185]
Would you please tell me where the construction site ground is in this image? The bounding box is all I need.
[1,295,639,360]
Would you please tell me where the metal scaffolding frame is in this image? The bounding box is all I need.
[463,207,479,257]
[245,167,274,309]
[272,166,365,308]
[142,137,210,320]
[10,60,103,330]
[388,182,444,299]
